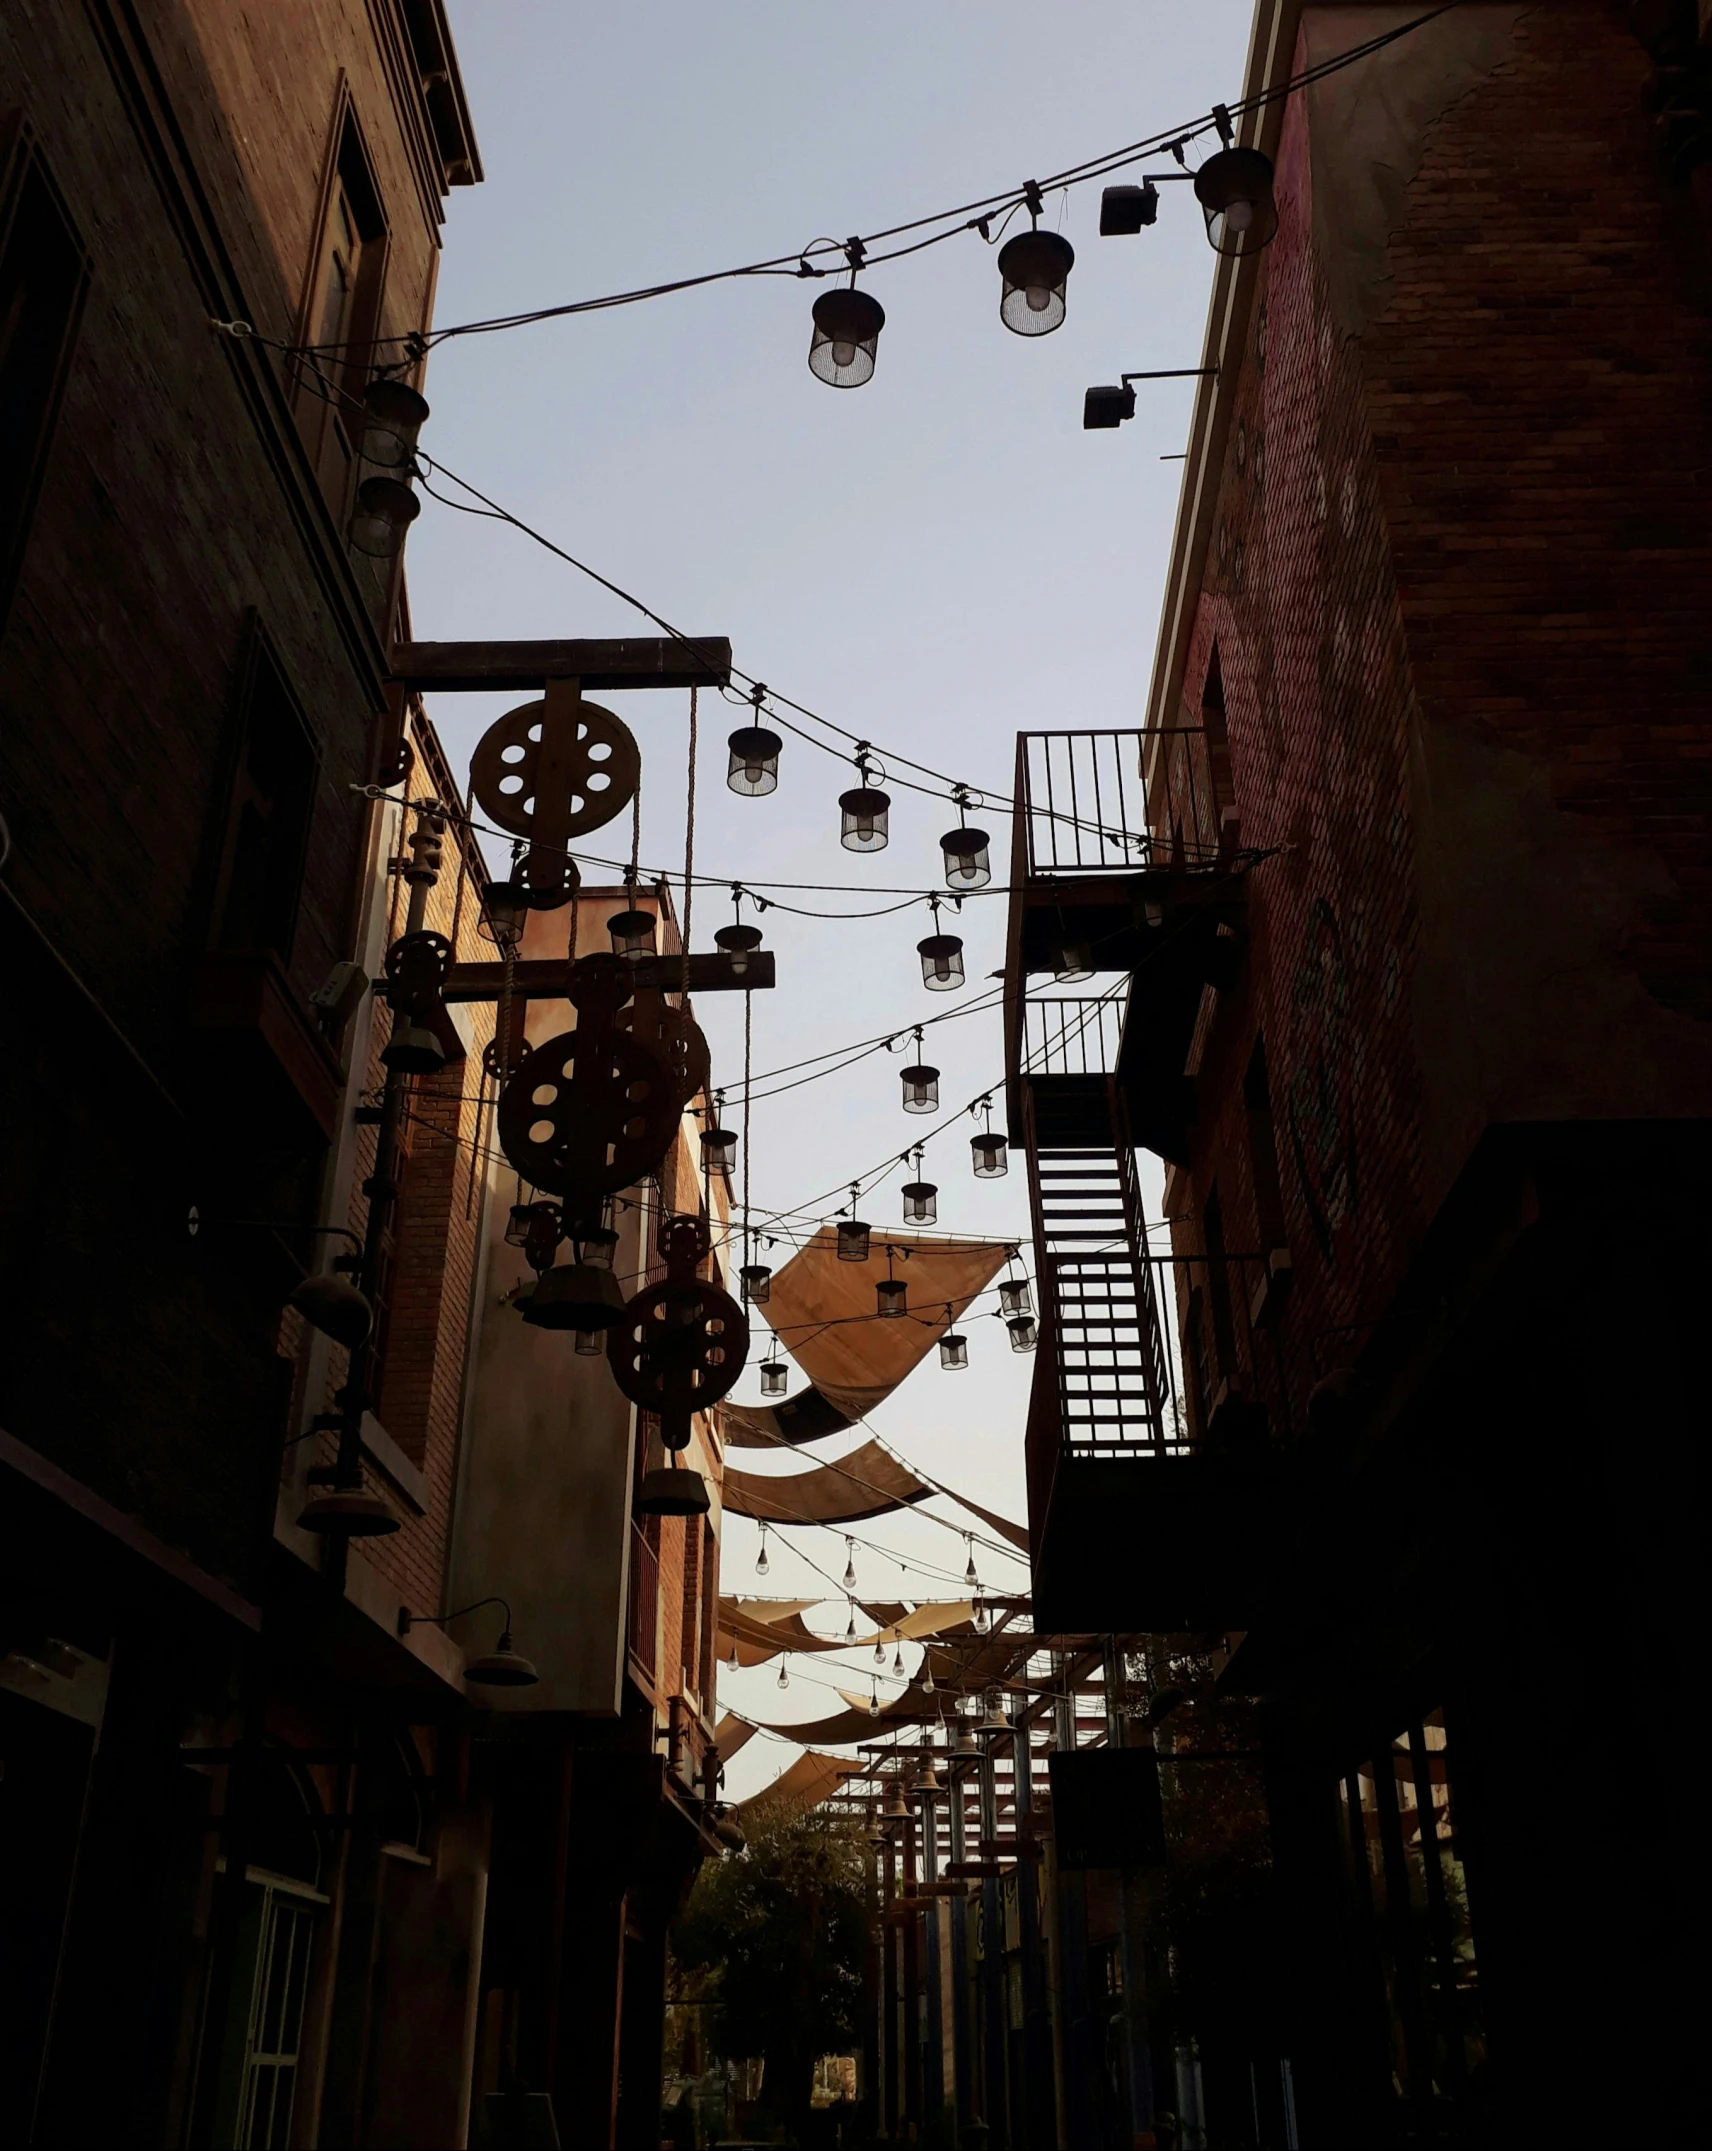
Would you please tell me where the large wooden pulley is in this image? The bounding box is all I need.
[469,678,639,907]
[496,1025,679,1201]
[618,990,710,1107]
[608,1215,749,1450]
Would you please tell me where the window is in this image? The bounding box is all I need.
[0,133,89,631]
[295,111,388,517]
[1244,1037,1289,1255]
[210,626,321,962]
[1201,641,1234,821]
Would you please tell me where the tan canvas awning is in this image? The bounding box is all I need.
[722,1439,933,1526]
[737,1749,864,1820]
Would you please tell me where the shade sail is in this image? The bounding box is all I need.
[737,1749,864,1820]
[714,1597,981,1667]
[722,1439,933,1526]
[714,1713,759,1762]
[742,1227,1010,1431]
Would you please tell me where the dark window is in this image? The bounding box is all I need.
[1201,642,1233,814]
[1201,1184,1237,1377]
[1244,1036,1289,1254]
[295,115,388,518]
[0,138,89,630]
[211,629,320,962]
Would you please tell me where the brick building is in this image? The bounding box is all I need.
[1016,3,1711,2145]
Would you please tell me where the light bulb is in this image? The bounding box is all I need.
[892,1645,905,1675]
[831,339,857,368]
[846,1603,857,1640]
[728,1639,739,1670]
[964,1545,978,1588]
[843,1541,857,1590]
[1226,198,1255,235]
[874,1638,886,1666]
[777,1658,789,1689]
[1025,284,1052,313]
[756,1537,769,1576]
[868,1686,881,1719]
[923,1662,936,1694]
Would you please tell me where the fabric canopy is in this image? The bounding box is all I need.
[726,1227,1010,1442]
[714,1597,981,1667]
[737,1749,864,1820]
[714,1713,759,1762]
[722,1438,933,1526]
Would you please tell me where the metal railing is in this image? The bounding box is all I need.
[1021,993,1127,1078]
[1016,730,1152,878]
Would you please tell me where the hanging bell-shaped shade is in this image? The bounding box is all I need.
[348,475,420,558]
[836,1215,872,1262]
[297,1483,399,1537]
[954,1722,980,1757]
[980,1694,1011,1732]
[876,1278,908,1319]
[464,1627,541,1687]
[288,1271,374,1351]
[608,905,656,961]
[1193,145,1279,256]
[999,1278,1034,1320]
[1007,1313,1039,1354]
[1053,942,1093,983]
[359,378,430,469]
[520,1261,626,1333]
[759,1360,789,1397]
[917,932,965,992]
[839,784,891,853]
[939,1330,969,1370]
[971,1131,1009,1179]
[726,725,782,796]
[700,1124,738,1178]
[916,1754,942,1795]
[478,876,529,951]
[636,1466,711,1516]
[715,922,764,976]
[808,286,886,388]
[901,1063,939,1113]
[381,1021,446,1075]
[940,826,992,891]
[574,1328,604,1356]
[902,1180,938,1225]
[739,1262,772,1305]
[997,228,1074,336]
[882,1780,909,1819]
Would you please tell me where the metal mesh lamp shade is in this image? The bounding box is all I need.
[568,1212,618,1269]
[715,923,764,975]
[739,1263,772,1305]
[997,229,1074,336]
[1193,146,1278,256]
[608,907,656,960]
[726,725,782,795]
[836,1216,872,1262]
[839,786,891,852]
[700,1126,737,1177]
[939,1331,968,1369]
[808,287,885,387]
[971,1132,1009,1178]
[760,1360,788,1397]
[359,378,430,468]
[478,877,528,950]
[348,476,420,558]
[1007,1314,1038,1353]
[901,1063,939,1113]
[876,1279,908,1319]
[901,1180,938,1225]
[1053,943,1093,982]
[999,1278,1033,1320]
[917,933,965,992]
[940,827,992,890]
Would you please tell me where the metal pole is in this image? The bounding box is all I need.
[948,1746,975,2142]
[979,1731,1009,2149]
[1104,1638,1154,2142]
[1012,1721,1055,2149]
[921,1779,946,2131]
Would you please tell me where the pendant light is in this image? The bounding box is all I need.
[843,1538,858,1591]
[923,1658,936,1695]
[876,1246,907,1319]
[699,1121,737,1178]
[939,1327,968,1370]
[845,1599,858,1640]
[760,1359,788,1397]
[358,377,430,468]
[777,1655,790,1689]
[839,748,890,853]
[868,1679,882,1719]
[1007,1313,1039,1353]
[964,1537,978,1589]
[728,1636,740,1670]
[716,882,765,974]
[916,896,965,992]
[1099,179,1159,234]
[289,1271,374,1351]
[970,1097,1008,1179]
[892,1641,905,1676]
[999,1275,1034,1321]
[940,788,992,891]
[727,684,782,795]
[997,186,1074,336]
[874,1633,887,1666]
[520,1260,625,1334]
[901,1028,938,1113]
[808,248,886,389]
[836,1187,872,1263]
[902,1149,937,1225]
[739,1261,772,1305]
[1052,941,1093,983]
[478,876,529,951]
[756,1524,770,1576]
[1194,111,1278,257]
[348,475,419,558]
[607,888,656,962]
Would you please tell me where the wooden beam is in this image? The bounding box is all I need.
[438,950,774,1003]
[389,637,732,692]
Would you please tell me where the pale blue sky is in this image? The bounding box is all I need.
[411,0,1251,1790]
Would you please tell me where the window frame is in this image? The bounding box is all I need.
[205,617,323,968]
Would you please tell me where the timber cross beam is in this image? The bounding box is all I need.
[437,952,775,1001]
[388,637,733,692]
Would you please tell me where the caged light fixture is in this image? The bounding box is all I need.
[478,875,529,952]
[1052,938,1094,983]
[808,268,886,390]
[838,748,891,853]
[970,1097,1009,1179]
[836,1187,872,1263]
[916,896,965,992]
[901,1150,937,1226]
[739,1257,773,1306]
[996,182,1074,337]
[939,788,992,892]
[1194,108,1278,257]
[1007,1312,1039,1354]
[348,475,420,559]
[876,1246,908,1320]
[727,684,782,796]
[607,885,656,962]
[760,1359,788,1397]
[999,1272,1034,1322]
[699,1094,737,1179]
[358,376,430,469]
[715,884,765,975]
[938,1313,968,1370]
[900,1053,939,1116]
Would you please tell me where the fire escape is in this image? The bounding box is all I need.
[1006,732,1274,1633]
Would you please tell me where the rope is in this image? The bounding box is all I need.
[742,984,754,1275]
[682,684,698,998]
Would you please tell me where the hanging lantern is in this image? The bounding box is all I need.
[971,1130,1009,1179]
[726,724,782,796]
[876,1278,908,1319]
[608,903,656,962]
[715,922,764,975]
[739,1262,772,1305]
[520,1260,626,1334]
[892,1642,905,1675]
[843,1539,858,1590]
[505,1201,539,1248]
[939,1330,968,1370]
[574,1328,604,1357]
[777,1657,790,1689]
[940,824,992,891]
[845,1601,858,1640]
[1007,1313,1038,1353]
[902,1179,938,1225]
[568,1208,619,1270]
[1053,942,1093,983]
[868,1682,882,1720]
[381,1019,446,1075]
[478,877,529,951]
[347,475,420,558]
[756,1526,770,1575]
[358,377,430,468]
[839,779,891,853]
[999,1277,1034,1321]
[288,1271,373,1350]
[922,1659,936,1694]
[760,1360,788,1397]
[997,226,1074,336]
[1194,142,1278,257]
[700,1123,737,1178]
[964,1540,978,1588]
[836,1213,872,1262]
[980,1693,1010,1733]
[808,286,885,388]
[901,1063,939,1114]
[917,925,965,992]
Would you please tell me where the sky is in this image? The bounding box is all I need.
[412,0,1253,1794]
